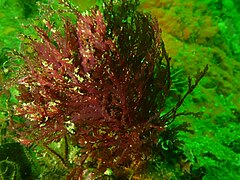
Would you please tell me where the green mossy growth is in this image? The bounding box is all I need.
[0,143,35,179]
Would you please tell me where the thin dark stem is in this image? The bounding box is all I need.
[44,143,69,169]
[64,135,69,162]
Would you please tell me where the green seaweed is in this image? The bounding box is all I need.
[0,143,36,179]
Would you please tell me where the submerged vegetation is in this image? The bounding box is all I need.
[1,0,209,179]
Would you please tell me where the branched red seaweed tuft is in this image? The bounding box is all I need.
[8,0,208,178]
